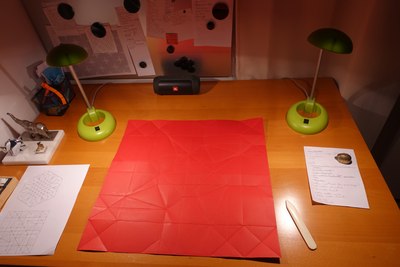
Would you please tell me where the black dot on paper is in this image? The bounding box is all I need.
[212,2,229,20]
[207,21,215,30]
[167,45,175,54]
[139,61,147,68]
[57,3,75,20]
[91,22,106,38]
[124,0,141,13]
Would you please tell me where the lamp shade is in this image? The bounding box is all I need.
[308,28,353,54]
[46,43,88,67]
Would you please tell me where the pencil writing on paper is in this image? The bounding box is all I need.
[303,146,369,209]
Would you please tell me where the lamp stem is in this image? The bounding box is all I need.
[68,65,92,109]
[309,48,323,100]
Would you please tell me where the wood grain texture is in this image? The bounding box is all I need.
[1,79,399,266]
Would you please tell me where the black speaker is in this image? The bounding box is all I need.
[153,75,200,95]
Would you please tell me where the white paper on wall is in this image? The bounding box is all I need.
[85,24,118,54]
[42,4,77,29]
[116,7,155,76]
[59,31,136,78]
[146,0,194,42]
[128,46,156,76]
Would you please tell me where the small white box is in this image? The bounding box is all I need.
[2,130,64,165]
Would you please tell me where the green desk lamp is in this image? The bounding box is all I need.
[286,28,353,134]
[46,44,116,141]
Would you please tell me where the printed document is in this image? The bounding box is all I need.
[0,165,89,256]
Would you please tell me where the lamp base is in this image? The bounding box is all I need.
[286,99,328,134]
[77,107,116,141]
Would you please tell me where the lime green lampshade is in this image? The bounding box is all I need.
[46,43,116,141]
[286,28,353,135]
[46,43,88,67]
[308,28,353,54]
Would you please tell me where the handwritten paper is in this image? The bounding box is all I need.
[116,7,155,76]
[146,0,194,41]
[0,165,89,256]
[304,146,369,209]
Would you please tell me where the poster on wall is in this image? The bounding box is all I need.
[33,0,234,79]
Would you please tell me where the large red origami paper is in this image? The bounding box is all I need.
[78,118,281,258]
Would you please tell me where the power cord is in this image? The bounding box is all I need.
[90,82,111,107]
[284,78,310,98]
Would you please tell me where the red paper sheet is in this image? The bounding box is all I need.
[78,119,281,258]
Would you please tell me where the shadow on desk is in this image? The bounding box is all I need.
[199,81,218,94]
[224,257,280,264]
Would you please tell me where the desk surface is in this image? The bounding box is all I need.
[1,79,399,266]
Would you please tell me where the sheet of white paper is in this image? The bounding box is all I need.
[0,165,89,256]
[128,46,156,76]
[304,146,369,209]
[42,4,77,29]
[116,7,155,76]
[59,32,136,78]
[85,24,118,54]
[67,0,121,26]
[42,0,122,25]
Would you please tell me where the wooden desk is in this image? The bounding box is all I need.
[1,79,399,266]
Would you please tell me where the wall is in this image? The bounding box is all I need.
[236,0,337,79]
[0,1,46,151]
[235,0,400,149]
[330,0,400,148]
